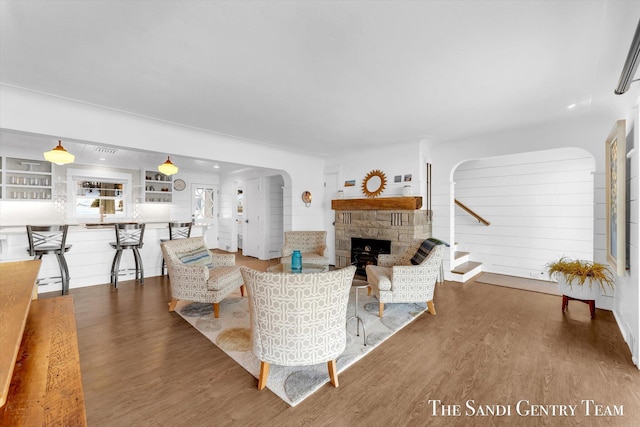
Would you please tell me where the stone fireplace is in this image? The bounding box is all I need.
[332,196,432,271]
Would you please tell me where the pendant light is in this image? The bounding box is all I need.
[43,140,75,165]
[158,156,179,176]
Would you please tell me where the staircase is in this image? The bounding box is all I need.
[449,245,483,282]
[450,199,488,282]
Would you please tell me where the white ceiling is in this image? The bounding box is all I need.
[1,0,640,159]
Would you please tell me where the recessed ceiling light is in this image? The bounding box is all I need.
[213,164,220,169]
[567,103,577,109]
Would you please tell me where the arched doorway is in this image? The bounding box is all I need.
[452,147,595,281]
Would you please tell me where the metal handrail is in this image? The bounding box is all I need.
[455,199,490,226]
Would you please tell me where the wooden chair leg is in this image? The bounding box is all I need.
[258,361,270,390]
[367,286,371,296]
[378,302,384,318]
[168,298,178,312]
[327,360,339,387]
[213,302,220,318]
[240,285,246,297]
[427,300,436,315]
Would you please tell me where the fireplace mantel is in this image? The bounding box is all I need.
[331,196,422,211]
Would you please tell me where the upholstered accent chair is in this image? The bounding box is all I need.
[161,237,244,318]
[366,239,446,318]
[240,265,356,390]
[280,231,329,267]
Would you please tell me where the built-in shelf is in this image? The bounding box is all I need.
[143,170,172,203]
[2,157,53,200]
[331,196,422,210]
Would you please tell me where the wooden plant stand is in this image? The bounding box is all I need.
[562,294,596,319]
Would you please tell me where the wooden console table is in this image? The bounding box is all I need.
[0,260,41,408]
[0,260,87,425]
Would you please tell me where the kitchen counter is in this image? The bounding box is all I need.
[0,222,207,294]
[0,221,211,233]
[0,222,173,234]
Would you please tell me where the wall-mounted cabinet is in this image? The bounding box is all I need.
[2,157,53,200]
[144,170,172,203]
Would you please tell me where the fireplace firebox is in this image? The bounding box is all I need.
[351,238,391,277]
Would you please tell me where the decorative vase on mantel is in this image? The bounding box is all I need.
[402,185,413,197]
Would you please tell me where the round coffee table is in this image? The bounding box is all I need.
[347,279,368,346]
[267,263,329,273]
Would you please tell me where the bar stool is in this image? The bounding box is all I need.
[110,223,145,289]
[161,221,192,275]
[26,225,72,295]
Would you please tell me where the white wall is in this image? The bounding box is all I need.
[453,147,595,279]
[614,103,639,368]
[325,140,427,200]
[267,175,284,259]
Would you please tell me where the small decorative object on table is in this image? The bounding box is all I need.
[291,250,302,273]
[402,185,413,196]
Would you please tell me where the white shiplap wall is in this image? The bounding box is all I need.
[453,147,595,278]
[267,175,284,259]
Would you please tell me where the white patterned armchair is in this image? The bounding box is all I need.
[366,239,445,318]
[240,265,356,390]
[161,237,244,318]
[280,231,329,266]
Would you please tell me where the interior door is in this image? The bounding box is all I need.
[236,187,244,250]
[191,183,219,248]
[324,172,339,265]
[243,178,260,258]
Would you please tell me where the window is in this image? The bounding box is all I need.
[68,169,132,221]
[75,180,126,217]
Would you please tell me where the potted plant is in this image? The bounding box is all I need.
[545,256,615,299]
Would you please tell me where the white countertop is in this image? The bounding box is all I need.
[0,222,177,234]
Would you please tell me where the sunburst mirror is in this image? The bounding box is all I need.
[361,169,387,198]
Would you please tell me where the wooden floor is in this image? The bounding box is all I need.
[44,253,640,426]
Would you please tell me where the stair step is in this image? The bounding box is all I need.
[451,261,483,275]
[454,251,469,260]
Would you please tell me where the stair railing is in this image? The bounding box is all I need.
[454,199,490,226]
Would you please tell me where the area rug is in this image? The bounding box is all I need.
[174,286,428,407]
[476,272,560,295]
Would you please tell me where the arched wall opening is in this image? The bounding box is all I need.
[451,147,596,279]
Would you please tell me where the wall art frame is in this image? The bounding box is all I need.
[605,119,626,276]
